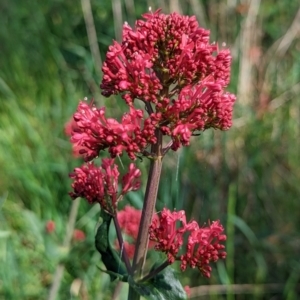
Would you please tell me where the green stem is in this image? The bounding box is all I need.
[127,129,163,300]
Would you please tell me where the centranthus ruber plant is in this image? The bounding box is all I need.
[69,8,236,300]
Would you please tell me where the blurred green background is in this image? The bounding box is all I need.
[1,0,300,299]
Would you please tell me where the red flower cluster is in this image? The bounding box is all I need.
[69,159,141,214]
[101,10,232,102]
[149,208,226,277]
[99,9,236,153]
[116,206,157,258]
[69,10,236,161]
[158,79,236,150]
[70,101,156,161]
[73,229,86,242]
[45,220,56,234]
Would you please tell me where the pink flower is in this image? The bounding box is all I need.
[149,208,189,264]
[73,229,86,242]
[116,206,157,259]
[64,117,86,157]
[100,10,236,152]
[149,208,226,277]
[158,79,236,150]
[101,41,162,105]
[180,220,227,278]
[101,11,233,102]
[184,285,191,298]
[121,163,142,194]
[70,101,157,161]
[65,117,78,137]
[45,220,55,234]
[69,159,141,214]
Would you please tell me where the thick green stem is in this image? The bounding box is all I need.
[127,129,163,300]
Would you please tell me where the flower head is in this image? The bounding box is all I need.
[73,229,86,242]
[116,206,157,258]
[69,159,141,215]
[149,208,189,264]
[70,101,157,161]
[180,220,227,277]
[100,10,236,152]
[149,208,226,277]
[45,220,56,234]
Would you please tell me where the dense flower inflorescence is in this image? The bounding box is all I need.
[69,159,141,214]
[70,101,157,161]
[101,10,232,102]
[149,208,226,277]
[67,11,236,161]
[98,9,236,154]
[157,78,236,150]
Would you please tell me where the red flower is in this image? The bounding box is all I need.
[70,101,157,161]
[101,10,233,100]
[149,208,226,277]
[73,229,86,242]
[100,10,236,152]
[64,117,89,157]
[116,206,157,259]
[149,208,190,264]
[45,220,55,234]
[121,163,142,194]
[184,285,191,298]
[180,220,227,277]
[69,159,141,214]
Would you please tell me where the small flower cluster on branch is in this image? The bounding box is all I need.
[149,208,226,277]
[70,101,156,161]
[69,159,141,215]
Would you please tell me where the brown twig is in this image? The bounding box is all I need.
[275,7,300,57]
[188,0,207,28]
[169,0,182,14]
[269,82,300,111]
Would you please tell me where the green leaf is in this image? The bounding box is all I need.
[128,264,187,300]
[95,210,127,281]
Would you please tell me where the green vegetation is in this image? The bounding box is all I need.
[1,0,299,299]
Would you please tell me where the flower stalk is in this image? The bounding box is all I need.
[128,129,163,300]
[113,215,132,275]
